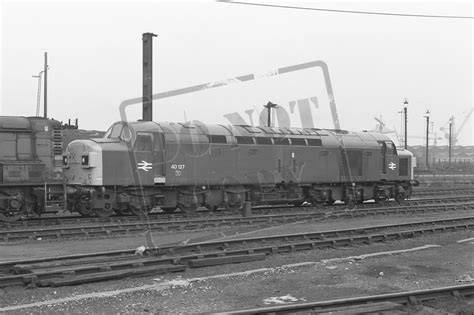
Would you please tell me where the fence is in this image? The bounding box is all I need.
[414,158,473,174]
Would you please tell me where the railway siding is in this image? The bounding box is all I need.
[1,199,472,242]
[1,188,471,229]
[221,284,474,314]
[1,216,472,288]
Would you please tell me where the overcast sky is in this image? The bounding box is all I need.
[1,0,473,145]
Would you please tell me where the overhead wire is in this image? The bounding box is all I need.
[217,0,474,19]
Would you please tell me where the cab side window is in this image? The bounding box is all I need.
[109,124,122,139]
[121,126,132,142]
[388,142,397,155]
[134,133,153,151]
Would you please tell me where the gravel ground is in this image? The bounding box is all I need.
[0,228,472,314]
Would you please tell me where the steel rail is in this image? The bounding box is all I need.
[218,284,474,314]
[1,201,472,242]
[1,193,472,229]
[413,185,474,192]
[149,215,474,255]
[0,216,472,288]
[412,187,474,196]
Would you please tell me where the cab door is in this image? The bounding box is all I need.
[153,132,166,185]
[379,141,398,181]
[385,141,398,181]
[134,132,154,185]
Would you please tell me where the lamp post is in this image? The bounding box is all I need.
[44,52,48,118]
[263,101,278,127]
[424,109,430,170]
[403,98,408,149]
[32,71,44,117]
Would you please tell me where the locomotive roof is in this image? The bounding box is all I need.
[127,121,377,137]
[0,116,61,132]
[120,121,393,149]
[0,116,31,130]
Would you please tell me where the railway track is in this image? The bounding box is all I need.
[1,200,473,242]
[1,193,473,231]
[1,216,472,288]
[412,186,474,196]
[220,284,474,314]
[415,173,474,186]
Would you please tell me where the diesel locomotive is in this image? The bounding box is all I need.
[0,116,105,222]
[64,120,418,217]
[0,116,64,221]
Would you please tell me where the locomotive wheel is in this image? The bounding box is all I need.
[223,202,242,213]
[0,192,24,222]
[161,207,176,214]
[113,208,126,216]
[394,193,405,205]
[130,205,151,217]
[291,200,305,207]
[204,204,219,212]
[178,203,197,214]
[24,198,38,216]
[75,201,93,217]
[93,207,114,218]
[0,212,23,222]
[21,193,39,216]
[394,186,406,205]
[325,199,336,206]
[344,196,355,209]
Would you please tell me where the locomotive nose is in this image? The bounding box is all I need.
[64,140,103,185]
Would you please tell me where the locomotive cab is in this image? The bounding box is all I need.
[397,148,416,182]
[65,121,166,187]
[64,121,168,216]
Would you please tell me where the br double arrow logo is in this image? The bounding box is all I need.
[388,162,397,171]
[137,160,153,172]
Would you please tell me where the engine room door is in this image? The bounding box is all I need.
[362,151,370,182]
[318,150,329,182]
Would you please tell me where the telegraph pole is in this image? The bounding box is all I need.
[44,52,48,118]
[403,98,408,149]
[424,110,430,170]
